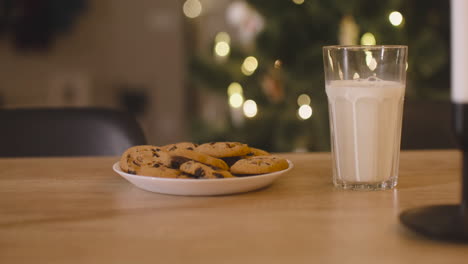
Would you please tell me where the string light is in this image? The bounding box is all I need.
[292,0,305,5]
[298,105,313,120]
[241,56,258,76]
[389,11,403,27]
[214,41,230,57]
[297,94,311,106]
[215,32,231,44]
[227,82,243,96]
[360,32,376,45]
[183,0,202,19]
[229,93,244,108]
[243,100,258,118]
[274,59,282,69]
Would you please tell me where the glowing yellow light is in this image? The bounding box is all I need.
[229,93,244,108]
[368,58,377,71]
[365,51,372,66]
[241,66,252,76]
[214,41,230,57]
[215,32,230,44]
[389,11,403,26]
[360,32,376,45]
[406,62,409,71]
[298,105,313,120]
[243,100,258,118]
[227,82,243,96]
[183,0,202,19]
[292,0,305,5]
[241,56,258,76]
[297,94,311,106]
[274,59,282,69]
[364,51,377,71]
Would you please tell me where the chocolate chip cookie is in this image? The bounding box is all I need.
[120,145,172,173]
[179,160,234,179]
[166,148,229,170]
[230,155,289,175]
[246,147,270,156]
[161,142,199,152]
[135,164,185,178]
[196,142,251,158]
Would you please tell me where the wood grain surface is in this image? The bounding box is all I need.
[1,150,467,263]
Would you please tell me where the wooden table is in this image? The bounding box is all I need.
[1,150,468,263]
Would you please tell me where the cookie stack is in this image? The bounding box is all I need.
[119,142,289,179]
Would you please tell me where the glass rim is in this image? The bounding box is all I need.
[323,45,407,50]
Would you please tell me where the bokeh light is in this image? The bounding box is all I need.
[360,32,376,45]
[297,94,311,106]
[183,0,202,19]
[215,32,231,44]
[389,11,403,26]
[229,93,244,108]
[292,0,305,5]
[298,105,313,120]
[227,82,243,96]
[214,41,230,57]
[241,56,258,76]
[243,100,258,118]
[274,59,282,69]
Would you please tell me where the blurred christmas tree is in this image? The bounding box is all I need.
[188,0,449,152]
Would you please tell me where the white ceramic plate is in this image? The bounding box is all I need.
[112,160,293,196]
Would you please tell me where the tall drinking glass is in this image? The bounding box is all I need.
[323,45,408,190]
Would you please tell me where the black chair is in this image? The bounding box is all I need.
[401,100,457,150]
[0,108,146,157]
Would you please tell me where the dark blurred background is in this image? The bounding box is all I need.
[0,0,453,151]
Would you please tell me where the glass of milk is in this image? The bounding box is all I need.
[323,45,408,190]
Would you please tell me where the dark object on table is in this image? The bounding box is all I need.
[401,100,456,150]
[0,108,146,157]
[399,103,468,243]
[400,205,468,242]
[120,89,148,116]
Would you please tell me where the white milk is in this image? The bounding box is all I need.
[326,78,405,183]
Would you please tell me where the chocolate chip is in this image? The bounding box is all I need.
[183,172,198,179]
[170,156,191,168]
[132,160,141,167]
[187,147,194,150]
[209,142,216,145]
[213,172,224,178]
[222,156,241,167]
[155,148,161,151]
[153,163,161,168]
[169,146,177,151]
[194,143,199,147]
[195,168,205,177]
[128,170,136,175]
[153,152,160,158]
[266,162,271,165]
